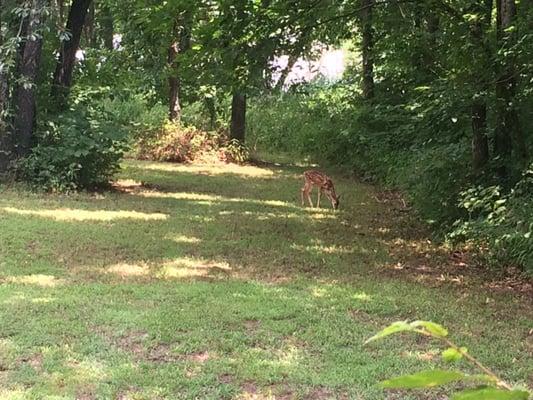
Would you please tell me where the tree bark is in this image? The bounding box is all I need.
[0,0,12,171]
[168,38,180,121]
[168,15,192,122]
[230,92,246,143]
[471,101,489,170]
[13,0,47,158]
[361,0,374,100]
[275,53,298,91]
[205,96,217,130]
[469,0,492,170]
[83,1,96,47]
[51,0,92,105]
[494,0,527,168]
[0,0,9,122]
[101,4,114,50]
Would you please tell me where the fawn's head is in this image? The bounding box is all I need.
[331,194,340,210]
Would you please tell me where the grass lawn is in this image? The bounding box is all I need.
[0,159,531,399]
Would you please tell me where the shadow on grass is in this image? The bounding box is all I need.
[0,160,384,285]
[0,160,531,398]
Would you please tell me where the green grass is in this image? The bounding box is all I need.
[0,160,531,399]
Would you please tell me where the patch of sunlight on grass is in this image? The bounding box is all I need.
[31,297,56,304]
[275,344,300,368]
[2,293,26,304]
[291,243,354,254]
[156,257,231,279]
[0,389,29,400]
[66,358,107,382]
[136,190,302,210]
[106,263,150,277]
[303,210,339,219]
[352,292,372,301]
[312,287,328,298]
[166,234,202,244]
[1,207,168,222]
[5,275,65,287]
[137,161,275,177]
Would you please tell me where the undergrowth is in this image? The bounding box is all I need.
[247,85,533,273]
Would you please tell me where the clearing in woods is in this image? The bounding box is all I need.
[0,159,531,399]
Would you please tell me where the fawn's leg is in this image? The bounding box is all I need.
[317,189,322,208]
[301,182,312,207]
[306,185,314,207]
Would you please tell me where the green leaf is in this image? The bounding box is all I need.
[452,387,530,400]
[410,321,448,337]
[442,347,467,362]
[365,321,413,344]
[381,370,466,389]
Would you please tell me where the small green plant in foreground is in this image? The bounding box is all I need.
[366,321,531,399]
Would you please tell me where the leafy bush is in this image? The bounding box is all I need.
[19,89,128,191]
[219,139,250,164]
[367,320,531,399]
[133,121,250,164]
[450,166,533,273]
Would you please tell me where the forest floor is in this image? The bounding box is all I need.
[0,159,531,400]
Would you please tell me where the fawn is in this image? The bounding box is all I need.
[301,170,340,210]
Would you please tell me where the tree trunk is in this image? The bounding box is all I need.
[274,53,297,91]
[230,92,246,143]
[0,0,9,122]
[83,1,96,47]
[51,0,92,105]
[168,14,192,122]
[205,96,217,130]
[468,0,493,170]
[13,0,47,158]
[361,0,374,100]
[168,37,181,121]
[0,0,12,171]
[494,0,527,168]
[101,4,114,50]
[471,101,489,170]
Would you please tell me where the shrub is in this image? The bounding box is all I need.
[133,121,249,164]
[450,166,533,273]
[19,89,128,191]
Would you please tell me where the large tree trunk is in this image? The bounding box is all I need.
[51,0,92,105]
[168,15,192,122]
[0,0,9,122]
[361,0,374,100]
[0,0,12,172]
[230,92,246,143]
[13,0,47,158]
[494,0,528,169]
[469,0,493,170]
